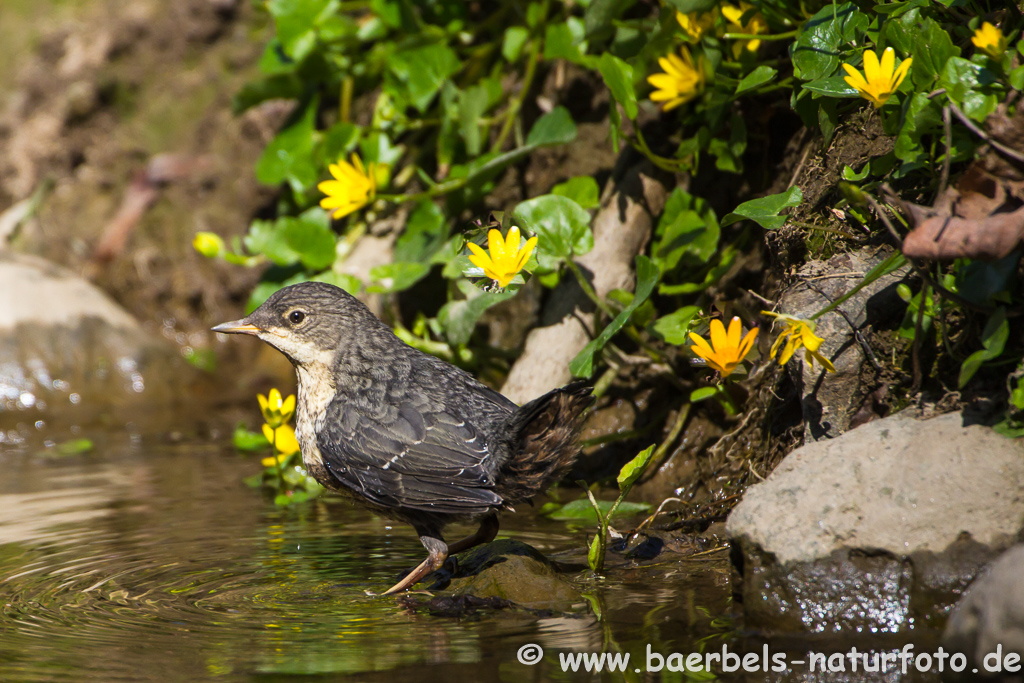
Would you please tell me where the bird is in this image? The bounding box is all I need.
[213,281,592,595]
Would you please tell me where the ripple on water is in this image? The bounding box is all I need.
[0,444,618,682]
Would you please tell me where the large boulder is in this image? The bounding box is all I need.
[0,252,189,437]
[727,411,1024,634]
[943,545,1024,681]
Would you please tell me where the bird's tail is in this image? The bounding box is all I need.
[496,381,593,504]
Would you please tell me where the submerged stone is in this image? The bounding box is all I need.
[430,538,584,612]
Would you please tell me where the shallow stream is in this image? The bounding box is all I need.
[0,437,733,682]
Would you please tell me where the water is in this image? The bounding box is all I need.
[0,438,732,682]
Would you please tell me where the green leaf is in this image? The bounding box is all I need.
[569,255,660,377]
[395,201,447,263]
[255,98,319,193]
[940,57,998,120]
[544,19,588,65]
[598,53,638,120]
[312,271,361,295]
[233,424,270,451]
[245,219,300,266]
[664,0,717,13]
[587,533,603,572]
[736,65,778,94]
[388,43,460,112]
[802,76,860,98]
[319,122,360,165]
[267,0,339,61]
[652,187,720,271]
[543,498,650,522]
[459,84,490,156]
[617,444,656,493]
[551,176,600,209]
[502,26,529,62]
[959,307,1009,388]
[282,209,336,270]
[909,15,958,85]
[366,262,431,293]
[651,305,701,344]
[53,439,94,456]
[690,386,718,402]
[513,194,593,260]
[721,186,803,230]
[792,3,866,82]
[584,0,637,40]
[438,281,517,346]
[526,106,578,147]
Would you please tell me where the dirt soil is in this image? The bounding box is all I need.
[0,0,283,352]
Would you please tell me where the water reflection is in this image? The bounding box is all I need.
[0,441,731,682]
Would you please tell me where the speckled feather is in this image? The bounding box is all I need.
[242,282,592,536]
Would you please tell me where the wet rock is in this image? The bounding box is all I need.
[0,252,188,437]
[727,411,1024,634]
[777,246,909,441]
[431,539,584,612]
[942,545,1024,681]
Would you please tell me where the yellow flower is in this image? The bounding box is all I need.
[647,46,706,111]
[972,22,1006,60]
[317,153,377,219]
[466,226,537,288]
[192,232,225,258]
[762,311,836,372]
[842,47,913,108]
[262,423,300,456]
[721,2,768,56]
[676,10,716,42]
[258,388,296,429]
[688,316,758,377]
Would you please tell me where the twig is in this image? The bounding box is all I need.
[868,188,993,315]
[948,101,1024,165]
[641,403,692,483]
[798,278,883,371]
[937,105,952,200]
[911,282,928,394]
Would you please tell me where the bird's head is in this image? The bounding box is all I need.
[212,281,371,367]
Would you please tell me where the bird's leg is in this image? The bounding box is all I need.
[447,513,499,554]
[381,533,448,595]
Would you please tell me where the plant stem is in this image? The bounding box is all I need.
[491,1,546,154]
[722,30,798,41]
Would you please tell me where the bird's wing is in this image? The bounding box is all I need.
[315,397,504,514]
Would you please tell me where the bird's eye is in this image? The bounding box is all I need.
[288,310,306,325]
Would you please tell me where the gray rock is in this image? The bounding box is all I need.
[0,252,185,436]
[727,411,1024,633]
[434,539,584,611]
[777,246,909,440]
[943,545,1024,681]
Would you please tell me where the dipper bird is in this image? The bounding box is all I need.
[213,281,591,594]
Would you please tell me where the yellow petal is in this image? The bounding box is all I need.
[862,49,881,84]
[688,332,715,359]
[842,63,869,92]
[467,242,494,272]
[892,58,912,91]
[709,319,728,352]
[258,393,269,416]
[726,316,742,349]
[778,336,799,365]
[281,394,296,421]
[769,330,788,359]
[879,47,895,82]
[505,226,521,256]
[487,229,506,262]
[262,423,274,443]
[738,327,759,359]
[514,236,538,272]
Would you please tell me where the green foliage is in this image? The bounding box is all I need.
[582,445,656,572]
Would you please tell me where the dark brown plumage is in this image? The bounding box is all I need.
[213,281,591,594]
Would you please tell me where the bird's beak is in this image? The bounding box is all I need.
[212,318,261,336]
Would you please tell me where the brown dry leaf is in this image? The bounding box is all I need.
[901,107,1024,261]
